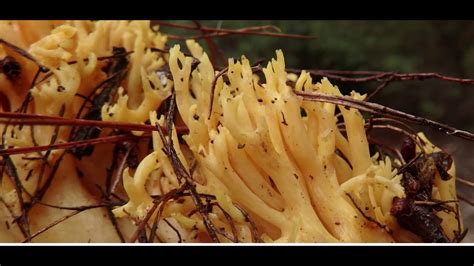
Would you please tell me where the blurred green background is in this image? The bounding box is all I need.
[159,20,474,241]
[161,20,474,132]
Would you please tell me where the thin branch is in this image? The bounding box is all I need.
[2,155,31,238]
[108,142,136,196]
[0,111,189,134]
[105,206,126,243]
[458,194,474,206]
[295,91,474,142]
[128,201,160,243]
[208,66,228,120]
[193,20,226,67]
[156,91,220,242]
[287,69,474,85]
[346,193,391,233]
[22,210,79,243]
[0,134,150,156]
[163,218,183,243]
[0,39,48,72]
[366,76,395,101]
[457,177,474,187]
[367,136,405,164]
[155,21,315,40]
[213,203,239,243]
[31,151,66,203]
[233,203,262,243]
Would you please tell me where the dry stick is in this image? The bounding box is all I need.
[367,136,405,164]
[67,54,130,158]
[33,106,65,200]
[0,39,48,72]
[22,207,100,243]
[0,112,189,134]
[94,176,127,243]
[458,194,474,206]
[148,186,188,243]
[92,163,128,244]
[74,69,126,120]
[346,193,391,233]
[370,117,417,134]
[26,182,123,243]
[0,39,49,113]
[3,155,31,238]
[457,177,474,187]
[208,64,262,120]
[21,212,78,242]
[167,31,313,40]
[289,69,474,101]
[295,91,474,142]
[29,142,85,234]
[0,134,150,156]
[370,124,424,148]
[288,69,474,85]
[156,21,280,33]
[186,204,236,242]
[155,21,315,40]
[192,20,226,67]
[397,152,424,175]
[43,105,65,160]
[233,203,262,243]
[395,72,474,84]
[287,69,393,83]
[128,201,160,243]
[31,151,66,203]
[213,203,239,243]
[414,200,459,207]
[0,189,29,239]
[157,92,219,242]
[106,204,126,242]
[313,70,386,76]
[364,118,426,154]
[108,143,136,196]
[75,93,94,104]
[148,200,168,243]
[36,201,121,211]
[105,144,120,198]
[208,66,228,120]
[184,202,239,242]
[366,76,395,100]
[453,203,467,243]
[163,218,183,243]
[148,187,185,243]
[0,196,24,233]
[31,71,54,88]
[18,68,42,113]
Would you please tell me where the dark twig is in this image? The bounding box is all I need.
[163,218,183,243]
[295,91,474,142]
[0,111,189,134]
[0,134,150,156]
[2,155,30,238]
[156,91,220,242]
[0,39,48,72]
[233,203,262,243]
[208,66,228,120]
[458,195,474,206]
[346,193,391,233]
[155,21,315,40]
[457,177,474,188]
[192,20,225,67]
